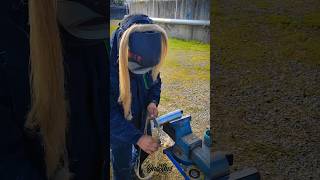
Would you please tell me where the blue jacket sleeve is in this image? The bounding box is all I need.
[109,102,143,145]
[147,73,162,106]
[109,64,143,145]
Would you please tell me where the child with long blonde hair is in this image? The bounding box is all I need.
[110,14,168,180]
[0,1,107,179]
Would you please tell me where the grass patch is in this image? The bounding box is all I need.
[164,50,210,82]
[165,40,210,82]
[213,10,320,66]
[303,12,320,28]
[266,15,298,26]
[253,1,272,9]
[264,13,320,29]
[169,38,210,51]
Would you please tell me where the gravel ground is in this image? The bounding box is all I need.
[212,0,320,179]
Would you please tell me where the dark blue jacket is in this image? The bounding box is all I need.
[109,31,162,147]
[0,1,108,179]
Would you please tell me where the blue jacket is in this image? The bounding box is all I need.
[109,31,162,147]
[0,2,108,179]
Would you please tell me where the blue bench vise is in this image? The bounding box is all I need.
[154,110,261,180]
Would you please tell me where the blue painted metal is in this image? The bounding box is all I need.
[154,109,183,127]
[169,115,192,138]
[163,148,190,180]
[159,110,260,180]
[212,152,230,179]
[160,110,213,179]
[203,129,212,147]
[169,146,193,166]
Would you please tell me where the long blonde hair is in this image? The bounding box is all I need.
[118,24,168,120]
[27,0,70,179]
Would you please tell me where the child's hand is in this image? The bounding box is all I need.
[137,135,160,154]
[147,102,158,119]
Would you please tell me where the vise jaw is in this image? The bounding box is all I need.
[154,109,184,127]
[155,110,213,179]
[165,115,203,165]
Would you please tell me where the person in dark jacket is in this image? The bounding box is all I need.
[0,1,108,180]
[109,15,168,180]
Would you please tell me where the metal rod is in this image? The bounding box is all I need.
[150,17,210,26]
[164,149,190,180]
[155,109,183,127]
[175,0,178,19]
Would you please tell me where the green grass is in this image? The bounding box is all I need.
[253,1,272,9]
[303,12,320,28]
[266,15,299,26]
[213,14,320,66]
[263,13,320,29]
[168,38,210,52]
